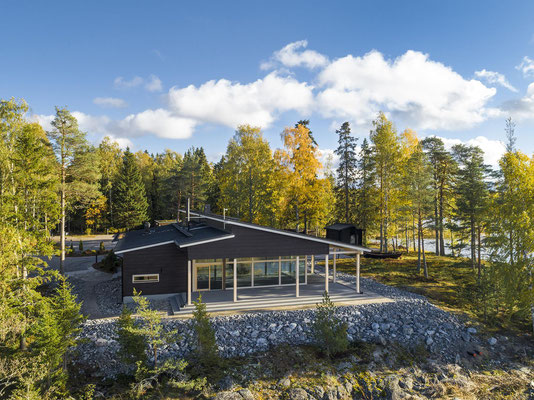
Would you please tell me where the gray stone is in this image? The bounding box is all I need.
[214,391,242,400]
[488,337,497,346]
[426,336,434,346]
[256,338,268,348]
[287,387,310,400]
[278,377,291,388]
[372,322,380,331]
[238,388,255,400]
[467,327,477,334]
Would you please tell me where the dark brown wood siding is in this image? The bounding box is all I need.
[122,243,188,297]
[187,224,329,259]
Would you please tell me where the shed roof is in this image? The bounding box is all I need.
[325,223,356,230]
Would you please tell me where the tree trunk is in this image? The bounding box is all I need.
[477,225,482,280]
[60,155,66,275]
[470,218,476,271]
[417,214,421,273]
[434,192,439,255]
[412,214,416,252]
[439,184,445,256]
[422,222,428,278]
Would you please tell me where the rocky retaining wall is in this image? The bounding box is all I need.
[73,273,483,378]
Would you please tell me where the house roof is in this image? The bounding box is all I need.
[185,210,370,253]
[114,223,234,254]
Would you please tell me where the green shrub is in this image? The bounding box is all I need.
[78,240,83,252]
[117,305,147,366]
[101,250,120,273]
[192,294,221,371]
[312,291,348,358]
[99,241,105,253]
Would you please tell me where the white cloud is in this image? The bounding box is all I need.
[145,75,163,92]
[501,82,534,120]
[316,50,497,130]
[33,109,196,143]
[116,109,196,139]
[433,135,506,167]
[474,69,517,92]
[93,97,128,108]
[261,40,329,70]
[114,76,144,88]
[168,71,314,128]
[105,135,133,149]
[516,56,534,77]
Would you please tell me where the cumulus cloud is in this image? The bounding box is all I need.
[145,75,163,92]
[93,97,128,108]
[316,50,497,131]
[114,76,144,89]
[501,82,534,120]
[474,69,517,92]
[113,75,162,92]
[516,56,534,77]
[116,109,196,139]
[261,40,329,70]
[33,109,196,145]
[433,135,506,167]
[168,71,314,128]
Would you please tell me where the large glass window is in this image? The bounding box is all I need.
[254,261,279,286]
[236,262,252,287]
[281,260,296,284]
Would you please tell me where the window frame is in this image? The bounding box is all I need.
[132,274,160,284]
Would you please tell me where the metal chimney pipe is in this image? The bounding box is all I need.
[187,197,191,224]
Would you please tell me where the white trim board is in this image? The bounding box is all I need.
[114,240,176,254]
[178,234,235,248]
[182,210,369,253]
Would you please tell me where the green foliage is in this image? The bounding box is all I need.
[113,149,149,230]
[192,294,221,371]
[99,241,105,252]
[78,240,83,252]
[312,291,348,358]
[334,121,358,223]
[117,305,147,366]
[101,250,120,273]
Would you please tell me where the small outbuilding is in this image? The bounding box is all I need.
[325,223,364,246]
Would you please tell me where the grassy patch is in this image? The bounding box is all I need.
[328,252,528,334]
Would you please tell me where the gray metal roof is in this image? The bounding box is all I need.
[325,223,356,230]
[114,223,233,254]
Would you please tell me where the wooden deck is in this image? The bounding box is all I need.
[172,274,392,317]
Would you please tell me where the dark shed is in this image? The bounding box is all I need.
[325,223,364,246]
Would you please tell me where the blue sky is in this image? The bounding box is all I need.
[2,1,534,166]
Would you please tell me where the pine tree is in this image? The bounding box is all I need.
[312,291,348,358]
[452,144,491,277]
[404,144,434,276]
[114,148,149,230]
[98,136,123,228]
[48,107,87,274]
[355,138,376,246]
[192,295,220,370]
[421,137,456,256]
[334,122,358,223]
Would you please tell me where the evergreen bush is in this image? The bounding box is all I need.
[117,305,147,366]
[312,291,349,358]
[99,241,105,253]
[192,294,221,372]
[78,240,83,252]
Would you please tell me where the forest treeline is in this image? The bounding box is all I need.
[1,97,534,396]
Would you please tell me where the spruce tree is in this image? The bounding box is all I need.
[114,148,149,230]
[334,122,358,223]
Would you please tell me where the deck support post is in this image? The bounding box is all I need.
[311,255,315,274]
[332,250,337,282]
[296,256,300,297]
[187,260,192,306]
[325,254,329,293]
[356,252,361,294]
[233,259,237,302]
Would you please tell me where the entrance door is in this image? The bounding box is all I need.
[196,266,210,290]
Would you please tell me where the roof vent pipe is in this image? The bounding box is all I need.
[187,197,191,228]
